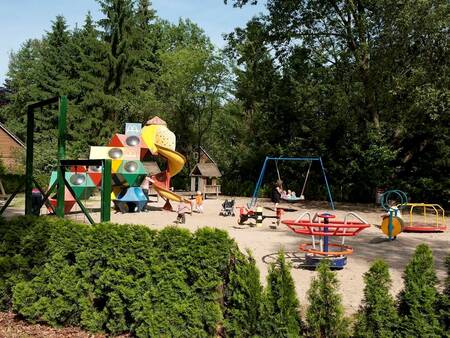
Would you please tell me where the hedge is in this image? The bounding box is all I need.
[0,216,239,336]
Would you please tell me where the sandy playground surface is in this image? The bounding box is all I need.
[4,197,450,314]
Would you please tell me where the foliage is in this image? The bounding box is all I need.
[354,260,398,337]
[223,249,263,337]
[222,0,450,206]
[306,260,349,338]
[439,254,450,334]
[260,251,302,337]
[0,216,244,336]
[397,244,442,337]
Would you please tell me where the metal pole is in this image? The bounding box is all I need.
[56,96,68,217]
[250,157,268,207]
[24,107,34,215]
[100,159,112,222]
[319,157,335,210]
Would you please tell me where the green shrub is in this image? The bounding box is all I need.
[224,249,263,337]
[439,254,450,334]
[397,244,442,337]
[0,216,247,337]
[306,260,350,338]
[260,251,302,337]
[354,260,398,337]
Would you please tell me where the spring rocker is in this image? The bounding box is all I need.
[380,190,407,240]
[282,212,370,268]
[237,206,284,229]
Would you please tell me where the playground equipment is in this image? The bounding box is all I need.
[237,206,284,229]
[282,212,370,268]
[380,189,407,240]
[379,189,446,237]
[89,117,189,212]
[0,96,112,223]
[250,156,334,209]
[400,203,446,232]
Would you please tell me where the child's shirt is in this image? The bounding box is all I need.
[195,195,203,205]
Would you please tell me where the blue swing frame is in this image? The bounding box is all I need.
[249,156,335,210]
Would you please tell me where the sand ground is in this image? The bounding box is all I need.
[4,196,449,314]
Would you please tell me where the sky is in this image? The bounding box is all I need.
[0,0,266,85]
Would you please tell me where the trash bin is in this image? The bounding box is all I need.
[375,188,384,205]
[31,188,43,216]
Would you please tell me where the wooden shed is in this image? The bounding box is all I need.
[0,122,25,200]
[190,147,221,197]
[0,122,25,172]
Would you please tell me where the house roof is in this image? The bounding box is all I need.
[142,161,161,175]
[0,122,25,148]
[199,146,217,165]
[190,163,222,177]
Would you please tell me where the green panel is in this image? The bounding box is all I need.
[121,173,147,187]
[117,160,148,175]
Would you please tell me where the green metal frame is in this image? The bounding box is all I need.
[0,95,112,224]
[59,159,112,224]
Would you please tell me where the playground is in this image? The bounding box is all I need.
[1,97,448,315]
[3,197,448,314]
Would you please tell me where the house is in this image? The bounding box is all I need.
[0,122,25,172]
[190,147,222,197]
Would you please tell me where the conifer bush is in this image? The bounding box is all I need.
[439,254,450,334]
[260,251,302,337]
[397,244,442,337]
[354,260,398,337]
[224,249,263,337]
[306,260,349,338]
[0,216,247,337]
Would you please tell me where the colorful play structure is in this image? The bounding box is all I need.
[88,116,189,213]
[0,96,188,224]
[379,189,446,240]
[250,156,335,209]
[282,212,370,268]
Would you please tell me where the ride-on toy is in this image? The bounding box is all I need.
[237,206,283,228]
[379,189,407,240]
[282,212,370,269]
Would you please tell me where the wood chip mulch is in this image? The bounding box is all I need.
[0,312,131,338]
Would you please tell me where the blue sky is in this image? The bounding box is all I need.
[0,0,266,85]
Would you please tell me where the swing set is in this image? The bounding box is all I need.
[249,156,335,209]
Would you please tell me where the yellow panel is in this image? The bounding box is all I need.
[112,160,123,173]
[141,125,159,155]
[381,216,403,237]
[111,187,122,200]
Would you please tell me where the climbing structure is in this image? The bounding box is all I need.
[49,116,188,214]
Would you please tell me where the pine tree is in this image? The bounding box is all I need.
[260,250,302,337]
[224,250,263,337]
[354,260,398,337]
[397,244,442,337]
[306,260,349,338]
[97,0,135,95]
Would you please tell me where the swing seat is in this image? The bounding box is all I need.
[281,196,303,203]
